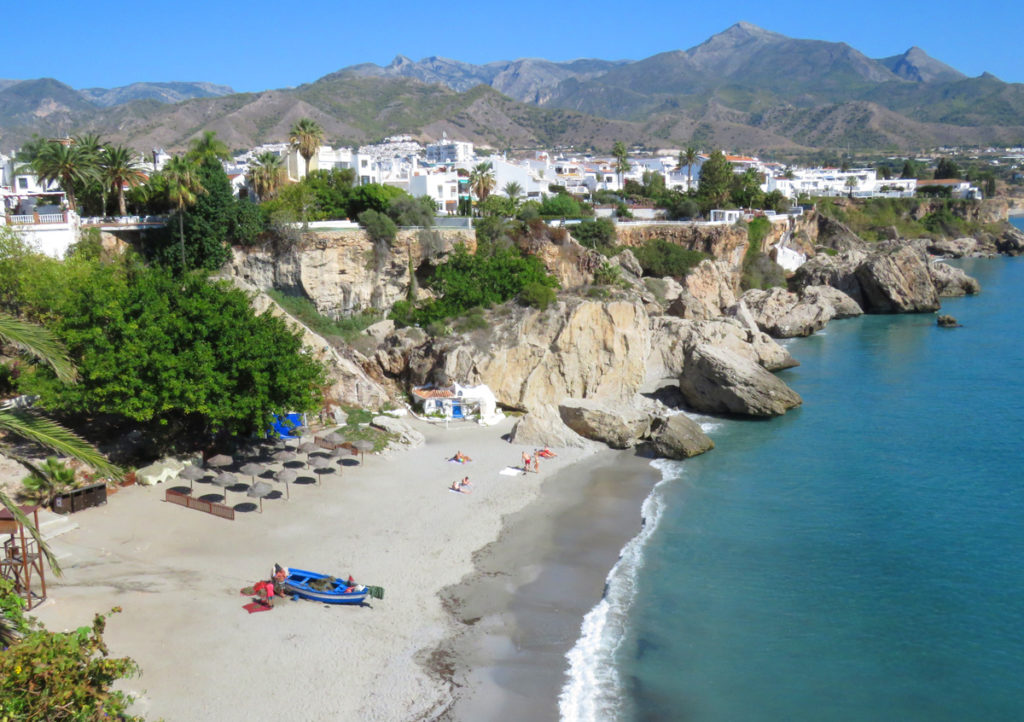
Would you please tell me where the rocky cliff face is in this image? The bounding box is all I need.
[226,228,474,317]
[615,223,749,268]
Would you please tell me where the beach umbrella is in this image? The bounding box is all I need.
[178,464,205,491]
[211,471,236,504]
[207,454,233,470]
[274,468,297,500]
[323,431,346,449]
[239,462,264,486]
[352,439,374,464]
[247,481,274,513]
[297,441,317,455]
[307,448,333,485]
[273,449,296,465]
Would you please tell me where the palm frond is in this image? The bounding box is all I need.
[0,489,61,576]
[0,314,76,384]
[0,409,121,480]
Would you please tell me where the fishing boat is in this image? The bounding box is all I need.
[281,567,371,605]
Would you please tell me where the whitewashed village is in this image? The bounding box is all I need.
[0,132,998,260]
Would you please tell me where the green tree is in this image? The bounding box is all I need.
[539,193,581,217]
[696,150,733,212]
[247,152,285,201]
[19,267,326,443]
[901,159,921,179]
[478,195,516,218]
[502,181,523,208]
[20,456,76,509]
[632,239,709,279]
[387,195,436,227]
[30,141,100,213]
[301,168,354,219]
[470,162,496,205]
[176,158,236,271]
[100,145,147,217]
[186,130,231,165]
[289,118,324,178]
[346,183,406,218]
[161,156,205,273]
[612,141,630,189]
[730,168,765,208]
[934,157,961,180]
[681,146,699,190]
[572,218,618,251]
[358,209,398,245]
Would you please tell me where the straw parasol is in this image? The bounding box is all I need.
[178,464,205,491]
[273,449,296,465]
[211,471,236,504]
[247,481,274,513]
[316,431,346,450]
[352,439,374,464]
[308,447,333,485]
[239,462,264,486]
[274,468,297,500]
[207,454,233,470]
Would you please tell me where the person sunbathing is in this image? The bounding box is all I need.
[537,448,557,458]
[450,478,472,494]
[451,450,472,463]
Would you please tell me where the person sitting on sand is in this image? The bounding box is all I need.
[460,476,472,489]
[450,479,472,494]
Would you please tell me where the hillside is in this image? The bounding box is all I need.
[2,23,1024,153]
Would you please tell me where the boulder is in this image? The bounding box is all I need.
[680,260,739,319]
[364,319,396,342]
[937,314,960,328]
[927,237,978,258]
[791,249,867,308]
[645,414,714,459]
[557,398,650,449]
[800,285,863,319]
[816,215,866,252]
[509,405,592,448]
[929,261,981,297]
[678,343,802,417]
[995,225,1024,256]
[740,287,832,338]
[371,416,425,447]
[855,245,939,312]
[613,249,644,280]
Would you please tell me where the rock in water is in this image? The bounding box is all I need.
[937,314,960,328]
[929,261,981,297]
[646,414,715,459]
[678,343,802,417]
[557,399,651,448]
[855,245,940,313]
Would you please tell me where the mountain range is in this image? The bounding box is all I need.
[2,22,1023,155]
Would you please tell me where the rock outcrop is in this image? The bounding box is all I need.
[792,244,949,314]
[929,261,981,297]
[994,224,1024,256]
[645,414,715,459]
[739,285,863,338]
[509,405,592,448]
[927,237,978,258]
[371,415,425,448]
[678,343,802,417]
[557,398,651,448]
[855,245,940,312]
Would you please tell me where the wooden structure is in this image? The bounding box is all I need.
[0,505,47,610]
[52,481,108,515]
[165,488,235,520]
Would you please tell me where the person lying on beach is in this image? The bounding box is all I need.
[450,451,472,463]
[537,448,557,459]
[450,479,472,494]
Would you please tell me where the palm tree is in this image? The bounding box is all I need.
[20,457,76,509]
[289,118,324,178]
[612,141,630,190]
[162,156,206,273]
[186,130,230,165]
[1,313,122,576]
[31,141,100,212]
[502,181,523,209]
[470,162,496,206]
[247,152,285,201]
[101,145,147,217]
[681,146,699,191]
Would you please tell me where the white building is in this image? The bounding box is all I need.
[425,133,474,164]
[765,168,917,199]
[409,169,462,213]
[1,185,78,258]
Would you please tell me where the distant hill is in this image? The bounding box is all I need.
[79,81,234,107]
[1,24,1023,153]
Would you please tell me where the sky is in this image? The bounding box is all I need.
[7,0,1023,91]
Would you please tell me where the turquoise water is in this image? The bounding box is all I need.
[611,241,1024,720]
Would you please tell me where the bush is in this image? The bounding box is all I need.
[519,281,557,310]
[741,253,786,290]
[593,262,625,287]
[358,209,398,246]
[539,193,581,217]
[573,217,618,250]
[232,198,265,246]
[387,195,436,227]
[632,239,709,279]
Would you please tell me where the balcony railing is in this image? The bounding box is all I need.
[5,212,69,225]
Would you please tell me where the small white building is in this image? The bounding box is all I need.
[411,383,504,425]
[425,134,474,164]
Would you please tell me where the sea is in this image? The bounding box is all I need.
[560,218,1024,722]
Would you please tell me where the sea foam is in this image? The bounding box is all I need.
[558,459,682,722]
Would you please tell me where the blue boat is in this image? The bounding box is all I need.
[282,567,370,605]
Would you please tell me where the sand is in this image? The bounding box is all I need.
[27,416,599,721]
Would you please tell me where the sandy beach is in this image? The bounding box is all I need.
[28,416,599,721]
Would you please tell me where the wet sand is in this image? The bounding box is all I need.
[439,452,660,721]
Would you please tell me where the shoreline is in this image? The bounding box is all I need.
[434,451,663,721]
[27,416,600,721]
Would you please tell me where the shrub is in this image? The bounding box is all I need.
[519,281,557,310]
[539,193,581,217]
[632,239,709,279]
[593,262,624,287]
[573,218,617,250]
[358,209,397,246]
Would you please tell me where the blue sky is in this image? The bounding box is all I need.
[9,0,1023,90]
